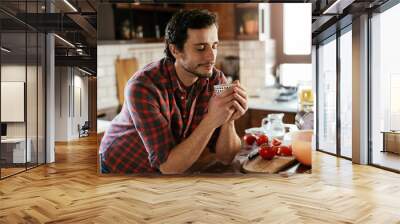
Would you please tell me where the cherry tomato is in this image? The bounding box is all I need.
[259,144,275,160]
[271,138,282,146]
[256,134,269,146]
[276,145,292,156]
[243,134,257,146]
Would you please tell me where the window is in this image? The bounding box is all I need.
[0,2,47,179]
[283,3,311,55]
[370,2,400,171]
[317,37,337,155]
[279,63,312,87]
[339,28,352,158]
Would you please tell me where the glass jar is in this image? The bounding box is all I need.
[261,113,285,138]
[296,81,314,130]
[297,81,313,112]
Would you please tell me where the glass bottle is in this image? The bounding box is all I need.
[296,82,314,130]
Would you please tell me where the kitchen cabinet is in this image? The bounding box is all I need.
[106,3,270,42]
[112,3,181,42]
[234,3,270,41]
[186,3,270,41]
[184,4,236,40]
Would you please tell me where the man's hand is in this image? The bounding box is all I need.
[229,80,248,121]
[205,87,236,128]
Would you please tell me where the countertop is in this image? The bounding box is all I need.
[247,97,298,113]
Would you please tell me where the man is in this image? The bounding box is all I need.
[99,9,248,174]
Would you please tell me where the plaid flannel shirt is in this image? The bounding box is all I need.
[99,58,227,173]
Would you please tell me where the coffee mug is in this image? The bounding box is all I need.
[214,84,233,95]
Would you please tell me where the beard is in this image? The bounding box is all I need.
[181,62,214,78]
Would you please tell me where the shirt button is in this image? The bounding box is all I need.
[181,96,185,100]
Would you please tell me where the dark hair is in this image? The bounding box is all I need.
[164,9,218,60]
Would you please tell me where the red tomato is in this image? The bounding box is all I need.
[256,134,269,146]
[276,145,292,156]
[258,144,275,160]
[271,138,282,146]
[243,134,257,146]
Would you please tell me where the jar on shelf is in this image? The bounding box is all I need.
[136,26,143,38]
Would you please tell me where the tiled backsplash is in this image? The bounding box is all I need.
[239,40,276,97]
[97,40,275,111]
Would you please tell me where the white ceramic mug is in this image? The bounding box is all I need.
[213,84,233,95]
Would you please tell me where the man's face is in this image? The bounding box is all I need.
[174,25,219,78]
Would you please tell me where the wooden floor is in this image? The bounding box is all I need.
[372,150,400,171]
[1,135,400,223]
[1,167,26,178]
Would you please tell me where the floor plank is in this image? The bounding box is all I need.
[0,135,400,223]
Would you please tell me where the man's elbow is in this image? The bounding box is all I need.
[215,153,235,165]
[159,163,185,175]
[216,147,240,165]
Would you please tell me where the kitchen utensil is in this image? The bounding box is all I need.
[247,148,259,160]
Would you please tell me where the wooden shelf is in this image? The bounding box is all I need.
[98,38,164,45]
[237,34,259,40]
[115,3,180,12]
[129,37,164,43]
[235,3,258,9]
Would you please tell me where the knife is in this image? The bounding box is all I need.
[247,148,259,160]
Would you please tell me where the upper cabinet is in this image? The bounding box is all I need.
[99,3,270,42]
[234,3,270,41]
[184,4,236,40]
[186,3,270,41]
[111,3,181,42]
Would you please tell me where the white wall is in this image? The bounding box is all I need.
[54,67,89,141]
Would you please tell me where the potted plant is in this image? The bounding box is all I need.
[242,11,258,35]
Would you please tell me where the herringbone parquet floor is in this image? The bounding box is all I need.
[1,135,400,223]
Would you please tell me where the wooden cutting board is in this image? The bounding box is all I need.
[242,156,297,174]
[115,57,139,106]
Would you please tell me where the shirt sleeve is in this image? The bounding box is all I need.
[125,79,175,169]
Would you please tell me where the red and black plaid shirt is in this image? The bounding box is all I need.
[99,58,227,173]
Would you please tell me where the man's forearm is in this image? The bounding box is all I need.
[215,120,242,165]
[159,117,216,174]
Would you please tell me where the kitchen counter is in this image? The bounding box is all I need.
[247,97,298,113]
